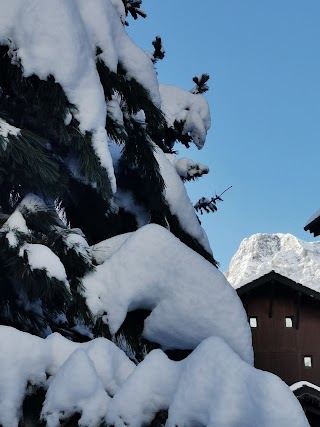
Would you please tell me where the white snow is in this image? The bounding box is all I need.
[91,232,133,265]
[165,153,209,179]
[9,1,105,131]
[91,128,117,193]
[165,337,308,427]
[109,0,126,23]
[226,233,320,291]
[2,210,29,234]
[114,189,150,228]
[19,243,68,284]
[107,349,179,427]
[154,146,212,254]
[2,210,29,248]
[78,0,160,106]
[159,84,211,148]
[0,0,163,193]
[42,349,110,427]
[0,118,20,148]
[0,327,49,427]
[83,224,253,364]
[44,333,135,395]
[0,326,135,427]
[64,110,72,126]
[107,338,308,427]
[18,193,47,213]
[5,231,19,248]
[0,326,308,427]
[107,98,124,127]
[65,231,92,264]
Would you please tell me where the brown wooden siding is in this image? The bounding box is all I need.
[242,283,320,386]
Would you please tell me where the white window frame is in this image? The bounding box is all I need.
[285,317,293,328]
[304,356,312,368]
[249,317,258,328]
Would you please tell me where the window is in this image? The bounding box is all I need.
[304,356,312,368]
[249,317,258,328]
[285,317,293,328]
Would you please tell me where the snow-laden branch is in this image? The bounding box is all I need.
[159,84,211,149]
[165,153,209,180]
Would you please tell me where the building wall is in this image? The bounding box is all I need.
[242,284,320,386]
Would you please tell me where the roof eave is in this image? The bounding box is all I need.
[304,216,320,237]
[236,270,320,301]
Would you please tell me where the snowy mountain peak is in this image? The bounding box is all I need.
[225,233,320,291]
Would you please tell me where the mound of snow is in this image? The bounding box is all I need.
[226,233,320,290]
[83,224,252,364]
[105,338,309,427]
[19,243,68,284]
[0,327,308,427]
[42,349,110,427]
[0,327,135,427]
[166,337,308,427]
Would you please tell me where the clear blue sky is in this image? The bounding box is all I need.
[128,0,320,271]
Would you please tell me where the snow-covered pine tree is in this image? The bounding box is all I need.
[0,1,309,427]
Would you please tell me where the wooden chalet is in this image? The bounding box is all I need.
[236,270,320,425]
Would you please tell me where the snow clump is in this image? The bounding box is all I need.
[84,224,253,364]
[159,84,211,148]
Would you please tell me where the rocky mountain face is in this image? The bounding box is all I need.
[225,233,320,291]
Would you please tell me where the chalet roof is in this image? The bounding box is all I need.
[236,270,320,302]
[305,210,320,237]
[291,382,320,407]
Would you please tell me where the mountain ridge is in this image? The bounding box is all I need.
[225,233,320,292]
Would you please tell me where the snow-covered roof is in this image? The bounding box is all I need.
[225,233,320,293]
[291,382,320,407]
[236,270,320,301]
[305,209,320,228]
[305,209,320,236]
[291,381,320,393]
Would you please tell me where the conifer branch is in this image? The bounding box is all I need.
[151,36,165,63]
[122,0,146,24]
[191,74,210,94]
[194,186,232,215]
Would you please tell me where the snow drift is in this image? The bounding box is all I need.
[0,327,308,427]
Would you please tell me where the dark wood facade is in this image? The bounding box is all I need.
[238,271,320,385]
[237,271,320,425]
